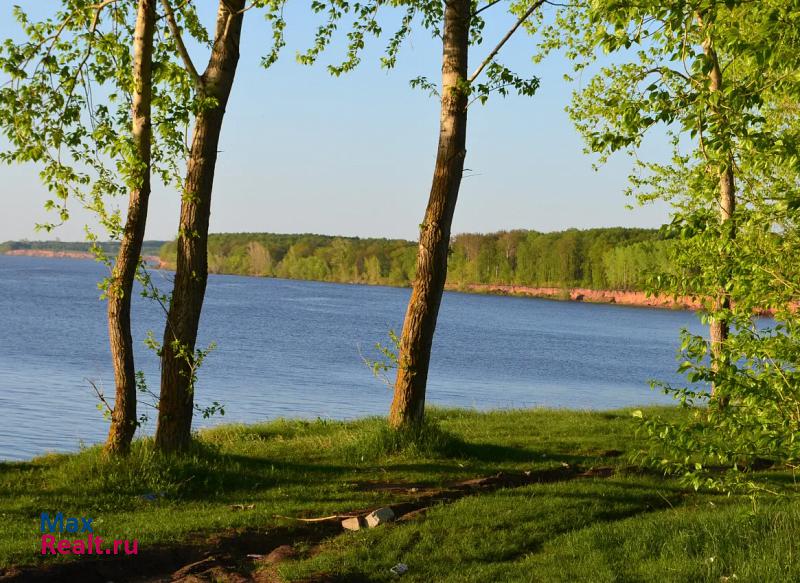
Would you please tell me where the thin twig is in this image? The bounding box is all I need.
[273,513,359,522]
[468,0,546,84]
[88,378,113,414]
[473,0,501,17]
[656,490,674,509]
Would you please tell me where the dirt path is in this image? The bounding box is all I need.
[0,464,617,583]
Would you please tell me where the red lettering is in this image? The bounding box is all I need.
[124,540,138,555]
[57,540,71,554]
[40,535,56,555]
[113,540,122,554]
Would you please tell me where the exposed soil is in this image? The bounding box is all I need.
[0,464,616,583]
[458,283,703,311]
[0,523,339,583]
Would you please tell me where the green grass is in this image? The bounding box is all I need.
[1,407,797,582]
[281,479,800,583]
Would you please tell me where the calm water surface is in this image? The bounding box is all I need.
[0,255,703,461]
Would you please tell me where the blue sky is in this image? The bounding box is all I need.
[0,1,671,242]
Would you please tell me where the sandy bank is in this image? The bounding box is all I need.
[455,283,702,311]
[4,249,162,265]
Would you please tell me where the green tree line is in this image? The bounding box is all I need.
[157,228,673,291]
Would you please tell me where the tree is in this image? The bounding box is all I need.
[552,0,791,400]
[393,1,546,427]
[698,12,735,392]
[1,0,289,454]
[388,0,472,426]
[162,228,672,291]
[152,0,302,453]
[153,0,247,452]
[301,0,544,427]
[105,0,156,454]
[247,241,272,276]
[364,254,382,283]
[0,0,188,454]
[545,0,771,397]
[547,0,800,491]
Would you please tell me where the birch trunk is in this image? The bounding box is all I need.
[388,0,470,428]
[155,0,245,452]
[703,35,736,399]
[104,0,156,455]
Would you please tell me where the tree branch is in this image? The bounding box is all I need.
[473,0,501,17]
[88,378,113,414]
[160,0,203,90]
[89,0,121,26]
[237,1,260,13]
[468,0,545,84]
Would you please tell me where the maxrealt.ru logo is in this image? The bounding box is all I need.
[40,513,138,556]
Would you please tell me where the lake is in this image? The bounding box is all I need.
[0,255,704,461]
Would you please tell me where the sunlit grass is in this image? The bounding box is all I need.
[1,406,796,582]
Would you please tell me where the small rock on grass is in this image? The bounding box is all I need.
[365,507,395,528]
[390,563,409,576]
[261,545,296,564]
[342,516,363,531]
[229,503,255,511]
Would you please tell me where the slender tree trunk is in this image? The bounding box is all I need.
[703,35,736,399]
[155,0,245,453]
[104,0,155,455]
[388,0,470,428]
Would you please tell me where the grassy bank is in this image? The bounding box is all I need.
[0,407,797,582]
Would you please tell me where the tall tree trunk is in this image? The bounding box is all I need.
[388,0,470,428]
[703,35,736,399]
[155,0,245,453]
[104,0,155,455]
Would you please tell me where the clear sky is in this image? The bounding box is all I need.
[0,2,671,242]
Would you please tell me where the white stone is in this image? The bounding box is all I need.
[341,516,362,531]
[365,507,395,528]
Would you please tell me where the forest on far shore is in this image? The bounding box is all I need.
[156,227,672,291]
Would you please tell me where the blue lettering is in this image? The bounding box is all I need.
[40,512,64,533]
[39,513,94,533]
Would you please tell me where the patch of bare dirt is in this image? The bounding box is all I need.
[0,524,339,583]
[0,464,615,583]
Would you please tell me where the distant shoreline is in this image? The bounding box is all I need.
[5,249,696,312]
[3,248,162,265]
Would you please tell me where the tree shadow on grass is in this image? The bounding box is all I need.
[449,439,587,466]
[285,477,698,583]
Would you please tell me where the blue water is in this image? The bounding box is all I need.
[0,255,703,461]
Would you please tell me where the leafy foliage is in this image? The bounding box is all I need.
[0,1,195,243]
[297,0,542,104]
[537,0,800,494]
[157,227,675,290]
